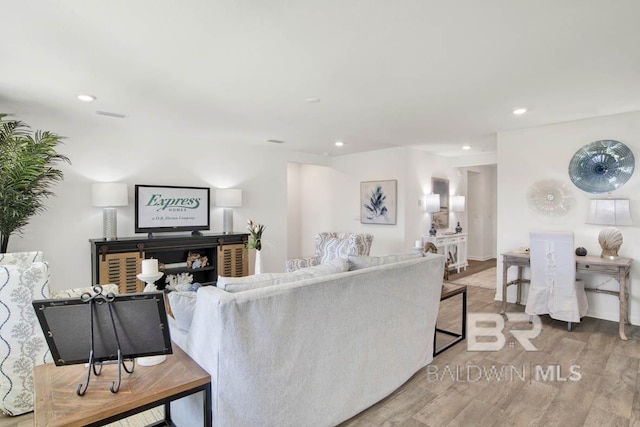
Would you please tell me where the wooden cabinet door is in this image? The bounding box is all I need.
[217,244,248,277]
[98,252,144,293]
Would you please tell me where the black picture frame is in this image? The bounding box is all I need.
[32,292,172,366]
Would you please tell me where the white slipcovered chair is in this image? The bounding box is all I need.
[525,231,588,331]
[286,232,374,272]
[0,251,117,416]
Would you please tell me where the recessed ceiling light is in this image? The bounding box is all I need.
[462,145,472,150]
[306,97,320,103]
[513,107,527,115]
[335,141,344,147]
[77,94,96,102]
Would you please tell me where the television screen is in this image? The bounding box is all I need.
[135,184,210,234]
[32,292,172,366]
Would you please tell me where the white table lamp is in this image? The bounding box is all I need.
[216,188,242,234]
[92,183,128,241]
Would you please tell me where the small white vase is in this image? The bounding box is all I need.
[255,250,263,275]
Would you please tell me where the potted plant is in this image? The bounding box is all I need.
[0,114,70,253]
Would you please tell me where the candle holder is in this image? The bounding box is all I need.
[136,272,164,292]
[135,272,166,366]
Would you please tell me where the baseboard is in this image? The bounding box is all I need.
[468,256,494,262]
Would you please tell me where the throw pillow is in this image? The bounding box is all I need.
[167,291,198,332]
[347,253,423,271]
[315,236,351,264]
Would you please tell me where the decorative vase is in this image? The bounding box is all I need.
[255,249,263,275]
[429,222,437,236]
[455,221,462,234]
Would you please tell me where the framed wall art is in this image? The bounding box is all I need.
[360,180,397,225]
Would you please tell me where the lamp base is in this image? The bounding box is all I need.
[222,208,234,234]
[103,208,118,240]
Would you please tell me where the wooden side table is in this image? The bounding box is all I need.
[34,344,212,427]
[434,284,467,356]
[500,251,531,314]
[501,251,632,340]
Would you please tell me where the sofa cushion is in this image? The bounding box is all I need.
[0,262,51,416]
[294,258,349,277]
[167,291,198,332]
[217,271,309,293]
[347,253,423,271]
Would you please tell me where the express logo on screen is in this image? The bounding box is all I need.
[145,194,201,211]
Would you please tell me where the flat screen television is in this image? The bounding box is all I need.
[135,184,210,235]
[32,292,172,366]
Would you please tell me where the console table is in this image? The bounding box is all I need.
[424,233,468,273]
[90,232,249,294]
[34,344,211,426]
[501,251,632,340]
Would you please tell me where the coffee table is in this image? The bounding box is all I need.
[34,344,211,427]
[434,283,467,356]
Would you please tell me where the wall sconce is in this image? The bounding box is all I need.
[92,183,128,241]
[586,198,632,259]
[216,188,243,234]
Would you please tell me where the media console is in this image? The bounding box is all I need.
[90,233,249,294]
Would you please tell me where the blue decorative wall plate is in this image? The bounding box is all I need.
[568,140,635,193]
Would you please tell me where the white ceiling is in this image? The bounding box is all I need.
[2,1,640,157]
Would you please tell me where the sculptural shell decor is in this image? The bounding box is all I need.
[598,226,624,259]
[568,140,635,193]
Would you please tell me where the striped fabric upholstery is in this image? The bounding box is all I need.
[0,259,51,415]
[286,232,374,272]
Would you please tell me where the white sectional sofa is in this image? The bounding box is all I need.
[168,253,445,426]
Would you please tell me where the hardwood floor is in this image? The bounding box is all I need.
[339,285,640,426]
[4,275,638,427]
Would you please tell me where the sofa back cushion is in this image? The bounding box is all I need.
[0,261,51,415]
[347,253,424,271]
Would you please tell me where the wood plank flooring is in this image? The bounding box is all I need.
[3,273,638,426]
[339,285,640,427]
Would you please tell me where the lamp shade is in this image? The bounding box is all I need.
[91,183,128,207]
[452,195,466,212]
[587,199,632,225]
[424,194,440,213]
[216,188,243,207]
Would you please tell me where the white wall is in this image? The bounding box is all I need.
[290,147,465,256]
[497,110,640,324]
[8,117,329,290]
